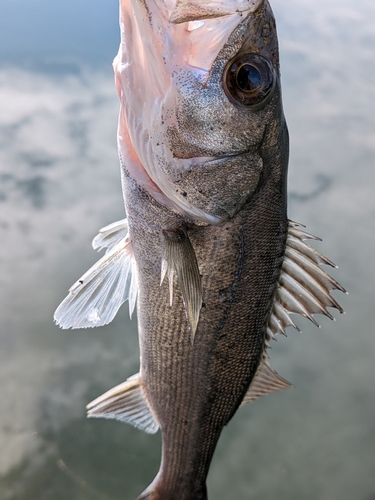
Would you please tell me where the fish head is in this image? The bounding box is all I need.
[115,0,287,222]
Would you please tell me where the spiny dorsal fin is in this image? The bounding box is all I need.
[241,357,292,406]
[265,220,346,343]
[160,228,202,343]
[86,374,159,434]
[54,219,137,329]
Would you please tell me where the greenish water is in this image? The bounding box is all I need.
[1,0,374,498]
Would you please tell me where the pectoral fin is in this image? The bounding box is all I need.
[92,218,129,252]
[241,358,292,406]
[161,228,202,342]
[54,221,137,329]
[86,374,159,434]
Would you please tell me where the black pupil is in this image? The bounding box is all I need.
[236,64,261,92]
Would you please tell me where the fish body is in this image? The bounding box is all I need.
[123,171,287,499]
[54,1,345,499]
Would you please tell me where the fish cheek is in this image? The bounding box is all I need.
[167,61,278,159]
[168,89,267,159]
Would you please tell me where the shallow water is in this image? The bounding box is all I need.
[1,1,374,499]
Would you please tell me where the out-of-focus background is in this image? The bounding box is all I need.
[0,0,374,498]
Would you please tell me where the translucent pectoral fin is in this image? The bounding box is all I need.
[92,218,129,252]
[54,235,137,329]
[161,228,202,342]
[241,358,292,406]
[86,374,159,434]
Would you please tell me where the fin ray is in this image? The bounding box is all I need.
[92,218,129,252]
[161,228,202,342]
[282,255,344,312]
[286,235,337,268]
[54,234,138,329]
[265,220,345,340]
[87,374,159,434]
[279,273,334,320]
[241,357,292,405]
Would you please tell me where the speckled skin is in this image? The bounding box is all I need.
[120,2,289,498]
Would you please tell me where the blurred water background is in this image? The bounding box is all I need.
[0,0,374,498]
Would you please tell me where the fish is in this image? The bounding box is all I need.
[54,0,346,498]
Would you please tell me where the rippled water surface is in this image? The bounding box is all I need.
[1,1,374,498]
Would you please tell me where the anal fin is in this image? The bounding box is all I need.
[241,358,293,406]
[86,374,159,434]
[161,228,202,342]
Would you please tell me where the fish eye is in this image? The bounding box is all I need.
[223,53,276,110]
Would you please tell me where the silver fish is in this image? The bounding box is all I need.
[54,1,345,498]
